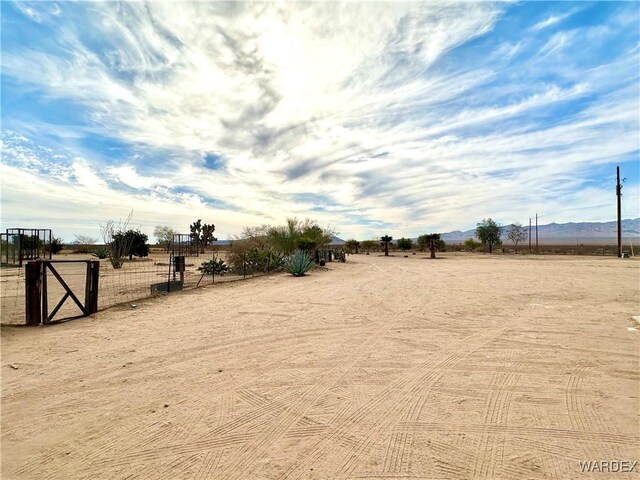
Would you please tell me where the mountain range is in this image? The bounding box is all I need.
[439,218,640,245]
[214,219,640,246]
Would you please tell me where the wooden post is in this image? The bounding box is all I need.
[85,260,100,314]
[25,261,42,326]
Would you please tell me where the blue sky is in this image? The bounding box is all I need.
[1,1,639,242]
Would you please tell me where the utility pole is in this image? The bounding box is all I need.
[535,213,539,253]
[529,218,532,253]
[617,166,622,258]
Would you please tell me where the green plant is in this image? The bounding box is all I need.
[49,236,64,254]
[113,229,150,260]
[476,218,503,253]
[397,237,413,251]
[463,238,482,252]
[344,239,360,254]
[285,250,313,277]
[154,225,176,253]
[417,233,446,252]
[198,258,228,275]
[190,219,217,253]
[380,235,393,256]
[92,246,109,259]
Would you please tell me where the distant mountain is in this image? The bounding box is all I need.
[331,236,345,246]
[439,218,640,245]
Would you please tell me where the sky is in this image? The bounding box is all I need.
[1,1,639,242]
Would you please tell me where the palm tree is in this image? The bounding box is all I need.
[380,235,393,256]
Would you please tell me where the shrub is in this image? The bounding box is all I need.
[198,258,228,275]
[285,250,313,277]
[463,238,482,252]
[397,237,413,251]
[49,237,64,254]
[92,246,109,259]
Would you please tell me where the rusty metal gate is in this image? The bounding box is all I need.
[25,260,100,325]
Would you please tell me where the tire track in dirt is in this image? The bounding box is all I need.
[471,371,520,479]
[278,302,533,480]
[394,423,639,444]
[86,262,404,475]
[212,310,408,479]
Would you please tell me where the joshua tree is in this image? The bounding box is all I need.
[380,235,393,256]
[190,219,217,253]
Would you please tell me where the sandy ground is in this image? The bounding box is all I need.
[1,253,639,479]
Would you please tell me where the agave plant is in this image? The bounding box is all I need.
[92,246,109,259]
[285,250,313,277]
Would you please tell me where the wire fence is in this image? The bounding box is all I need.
[0,250,278,326]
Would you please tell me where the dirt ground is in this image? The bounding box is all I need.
[1,253,639,479]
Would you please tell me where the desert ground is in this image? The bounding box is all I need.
[1,253,639,479]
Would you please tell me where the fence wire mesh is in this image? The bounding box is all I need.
[0,250,277,325]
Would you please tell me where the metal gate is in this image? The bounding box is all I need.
[25,260,100,325]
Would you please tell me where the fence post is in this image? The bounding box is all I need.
[25,261,42,326]
[86,261,100,314]
[243,253,246,279]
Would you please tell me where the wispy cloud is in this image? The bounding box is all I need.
[1,1,638,241]
[530,7,580,31]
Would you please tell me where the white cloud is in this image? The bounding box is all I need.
[1,2,639,241]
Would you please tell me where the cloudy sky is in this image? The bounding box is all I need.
[1,1,639,242]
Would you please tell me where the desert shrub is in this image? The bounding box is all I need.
[113,229,150,260]
[344,239,360,254]
[397,237,413,251]
[49,237,64,254]
[92,246,109,259]
[198,258,228,275]
[227,240,284,274]
[285,250,313,277]
[463,238,482,252]
[100,213,133,269]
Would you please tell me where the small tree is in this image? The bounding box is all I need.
[463,238,482,252]
[360,239,377,253]
[380,235,393,256]
[114,230,150,260]
[506,222,527,253]
[344,239,360,254]
[190,219,217,253]
[154,225,176,253]
[396,237,413,251]
[100,211,134,268]
[476,218,502,253]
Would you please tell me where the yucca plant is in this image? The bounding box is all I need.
[92,246,109,259]
[285,250,313,277]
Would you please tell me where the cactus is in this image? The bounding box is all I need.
[285,250,313,277]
